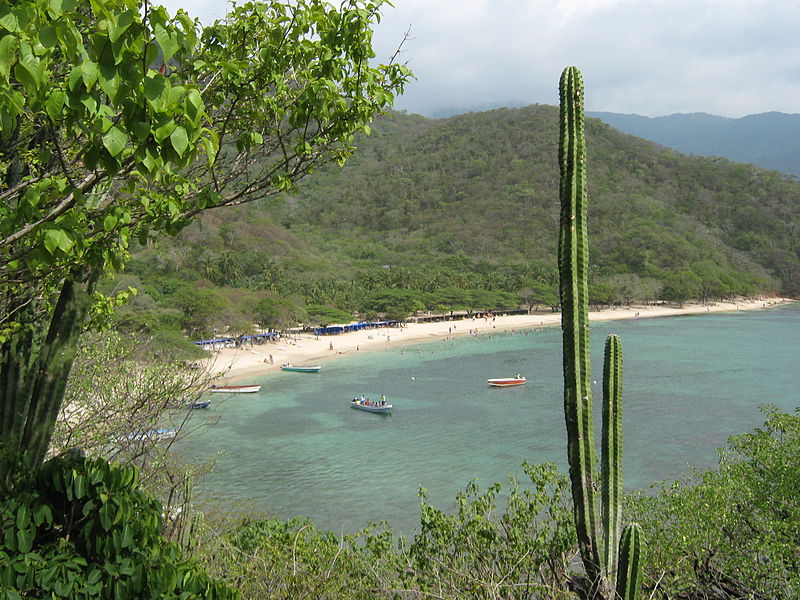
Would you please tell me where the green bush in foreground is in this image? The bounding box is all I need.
[197,462,577,600]
[628,405,800,599]
[0,451,237,600]
[406,462,577,599]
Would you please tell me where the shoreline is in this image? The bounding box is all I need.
[201,297,795,383]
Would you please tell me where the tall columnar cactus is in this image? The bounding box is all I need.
[557,65,644,600]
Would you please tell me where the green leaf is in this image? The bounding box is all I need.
[15,506,30,530]
[121,523,132,548]
[39,26,57,48]
[153,118,176,143]
[131,119,150,142]
[202,135,217,167]
[43,229,59,254]
[108,9,135,43]
[144,40,159,68]
[74,474,86,498]
[80,59,99,90]
[43,228,73,254]
[103,214,118,231]
[6,588,23,600]
[102,126,127,157]
[0,34,19,81]
[170,125,189,157]
[44,90,65,121]
[143,73,168,107]
[0,8,20,33]
[184,88,203,124]
[4,526,16,551]
[14,54,44,95]
[16,528,32,554]
[80,93,97,114]
[154,23,179,63]
[98,502,112,531]
[98,63,120,101]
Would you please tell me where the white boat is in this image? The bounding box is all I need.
[209,384,262,394]
[281,364,321,373]
[487,375,527,387]
[127,428,177,442]
[350,398,392,414]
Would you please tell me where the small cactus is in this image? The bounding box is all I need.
[617,523,644,600]
[557,65,644,599]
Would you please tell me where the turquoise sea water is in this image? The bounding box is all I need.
[179,304,799,535]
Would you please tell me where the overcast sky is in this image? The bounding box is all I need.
[159,0,799,119]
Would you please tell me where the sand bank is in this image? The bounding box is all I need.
[201,298,794,383]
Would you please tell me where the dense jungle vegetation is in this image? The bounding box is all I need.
[120,106,800,346]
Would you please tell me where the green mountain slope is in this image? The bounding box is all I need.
[123,105,800,338]
[266,106,798,292]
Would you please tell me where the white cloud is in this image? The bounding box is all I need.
[158,0,800,118]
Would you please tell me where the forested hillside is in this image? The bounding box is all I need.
[122,105,800,342]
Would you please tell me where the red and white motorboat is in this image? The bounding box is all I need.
[487,376,526,387]
[209,384,262,394]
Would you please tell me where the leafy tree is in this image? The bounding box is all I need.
[0,0,409,467]
[173,285,231,337]
[361,288,426,320]
[304,303,352,326]
[660,270,702,306]
[627,406,800,599]
[521,281,560,310]
[253,294,306,330]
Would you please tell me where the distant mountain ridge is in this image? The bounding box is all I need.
[588,111,800,178]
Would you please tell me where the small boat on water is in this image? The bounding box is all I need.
[191,400,211,409]
[209,384,262,394]
[487,375,527,387]
[127,428,177,442]
[350,397,392,414]
[281,364,321,373]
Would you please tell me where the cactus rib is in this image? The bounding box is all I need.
[616,522,644,600]
[602,334,624,587]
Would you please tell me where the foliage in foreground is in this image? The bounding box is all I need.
[195,462,577,600]
[0,452,237,599]
[53,331,221,540]
[628,405,800,599]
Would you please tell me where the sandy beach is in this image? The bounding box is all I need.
[202,297,794,383]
